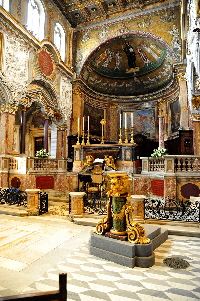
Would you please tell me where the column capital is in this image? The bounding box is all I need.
[57,124,68,131]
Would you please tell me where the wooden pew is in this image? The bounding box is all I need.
[1,273,67,301]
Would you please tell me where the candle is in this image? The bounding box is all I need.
[88,116,89,130]
[78,117,80,133]
[120,114,122,129]
[131,113,133,127]
[125,113,127,129]
[83,116,84,131]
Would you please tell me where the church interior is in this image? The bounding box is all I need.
[1,1,200,300]
[0,0,200,214]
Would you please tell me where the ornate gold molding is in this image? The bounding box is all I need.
[177,72,186,81]
[157,98,166,104]
[192,95,200,110]
[192,113,200,121]
[0,103,18,113]
[72,87,82,96]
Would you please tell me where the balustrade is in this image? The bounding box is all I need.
[27,157,67,173]
[141,155,200,174]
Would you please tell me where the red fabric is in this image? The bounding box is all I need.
[151,179,164,197]
[36,176,54,189]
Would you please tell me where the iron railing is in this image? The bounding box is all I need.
[0,188,27,206]
[0,188,48,215]
[144,197,200,222]
[39,191,48,215]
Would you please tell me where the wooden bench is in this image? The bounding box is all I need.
[1,273,67,301]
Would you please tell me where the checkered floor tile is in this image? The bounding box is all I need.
[20,235,200,301]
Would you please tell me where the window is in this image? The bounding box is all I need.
[54,22,66,62]
[27,0,45,41]
[0,0,10,11]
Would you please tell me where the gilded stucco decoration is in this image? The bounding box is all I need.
[192,95,200,110]
[22,82,63,121]
[0,103,18,114]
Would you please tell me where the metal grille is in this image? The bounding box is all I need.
[39,192,48,215]
[145,197,200,222]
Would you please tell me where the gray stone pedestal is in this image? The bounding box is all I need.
[90,224,168,268]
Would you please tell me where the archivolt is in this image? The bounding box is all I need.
[19,79,63,121]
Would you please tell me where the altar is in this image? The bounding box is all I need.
[73,143,137,175]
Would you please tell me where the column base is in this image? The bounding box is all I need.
[110,229,127,236]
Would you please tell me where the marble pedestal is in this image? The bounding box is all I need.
[90,224,168,268]
[69,191,86,216]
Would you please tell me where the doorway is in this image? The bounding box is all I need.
[35,137,44,153]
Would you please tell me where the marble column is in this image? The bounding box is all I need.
[44,117,49,151]
[158,115,164,148]
[56,124,67,159]
[71,81,83,135]
[0,106,16,155]
[176,66,189,129]
[20,108,26,154]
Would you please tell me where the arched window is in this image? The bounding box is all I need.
[27,0,45,41]
[54,22,66,62]
[0,0,10,11]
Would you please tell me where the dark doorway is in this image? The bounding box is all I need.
[35,137,44,153]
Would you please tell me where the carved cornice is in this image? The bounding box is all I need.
[57,124,68,130]
[192,95,200,110]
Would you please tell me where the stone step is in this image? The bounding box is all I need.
[0,203,28,217]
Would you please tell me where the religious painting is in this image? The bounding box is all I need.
[123,110,155,136]
[84,103,105,138]
[170,99,180,133]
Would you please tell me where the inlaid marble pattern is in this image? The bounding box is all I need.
[0,214,200,301]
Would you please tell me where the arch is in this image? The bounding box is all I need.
[79,32,178,97]
[19,79,63,122]
[78,31,177,77]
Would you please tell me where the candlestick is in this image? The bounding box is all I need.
[81,117,85,146]
[78,117,80,133]
[120,113,122,129]
[76,117,80,145]
[100,119,106,144]
[118,128,122,144]
[125,113,127,129]
[86,116,90,145]
[130,127,135,144]
[124,128,128,143]
[131,113,133,127]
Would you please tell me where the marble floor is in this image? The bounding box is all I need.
[0,214,200,301]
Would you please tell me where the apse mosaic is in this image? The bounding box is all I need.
[81,33,174,96]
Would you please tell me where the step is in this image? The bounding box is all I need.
[0,203,28,216]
